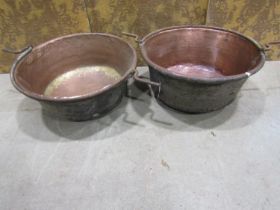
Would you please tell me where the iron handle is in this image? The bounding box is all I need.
[5,46,33,74]
[133,69,161,99]
[122,32,158,86]
[122,32,143,44]
[133,69,161,87]
[2,46,33,55]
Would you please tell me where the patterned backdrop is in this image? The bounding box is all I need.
[207,0,280,60]
[0,0,279,73]
[0,0,90,73]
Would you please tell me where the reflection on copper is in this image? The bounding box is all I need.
[167,63,224,78]
[44,66,121,98]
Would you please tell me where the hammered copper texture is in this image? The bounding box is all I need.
[84,0,209,65]
[206,0,280,60]
[0,0,90,73]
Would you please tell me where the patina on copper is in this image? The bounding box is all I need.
[10,33,137,121]
[137,25,267,113]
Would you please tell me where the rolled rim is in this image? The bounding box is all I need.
[11,33,137,103]
[140,25,266,84]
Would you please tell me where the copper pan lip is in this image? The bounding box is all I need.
[10,33,137,103]
[140,25,266,84]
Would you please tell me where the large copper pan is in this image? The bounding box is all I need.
[9,33,137,121]
[129,26,279,113]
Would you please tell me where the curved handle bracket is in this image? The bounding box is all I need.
[2,46,33,54]
[133,69,161,99]
[134,69,161,87]
[263,41,280,51]
[9,46,33,74]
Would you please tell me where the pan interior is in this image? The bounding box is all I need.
[142,27,263,78]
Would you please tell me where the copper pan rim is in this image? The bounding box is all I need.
[11,33,137,103]
[140,25,266,84]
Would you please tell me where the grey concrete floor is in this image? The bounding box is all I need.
[0,62,280,210]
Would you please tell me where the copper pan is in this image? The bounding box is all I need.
[7,33,137,121]
[124,25,280,113]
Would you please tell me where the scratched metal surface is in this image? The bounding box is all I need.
[1,62,280,210]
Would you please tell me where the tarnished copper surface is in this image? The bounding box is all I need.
[141,26,265,81]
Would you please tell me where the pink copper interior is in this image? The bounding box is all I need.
[141,27,263,78]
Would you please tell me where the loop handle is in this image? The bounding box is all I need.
[2,46,32,54]
[9,46,33,74]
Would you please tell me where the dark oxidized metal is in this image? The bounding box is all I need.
[135,25,274,113]
[9,33,137,121]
